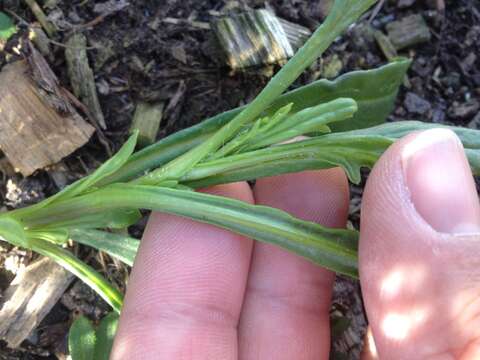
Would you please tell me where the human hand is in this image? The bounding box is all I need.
[111,129,480,359]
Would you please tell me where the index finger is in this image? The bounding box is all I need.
[111,182,254,359]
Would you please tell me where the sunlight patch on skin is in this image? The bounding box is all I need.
[380,270,404,298]
[380,266,426,299]
[381,307,429,341]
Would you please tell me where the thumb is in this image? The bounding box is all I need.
[359,129,480,359]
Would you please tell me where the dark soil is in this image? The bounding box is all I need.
[0,0,479,358]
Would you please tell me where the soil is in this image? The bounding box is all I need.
[0,0,479,358]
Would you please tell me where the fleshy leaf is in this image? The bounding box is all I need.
[70,229,139,267]
[0,217,28,248]
[69,316,96,360]
[20,185,359,277]
[94,312,119,360]
[27,208,141,231]
[0,12,16,41]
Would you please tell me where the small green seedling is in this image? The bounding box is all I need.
[0,12,17,41]
[69,313,119,360]
[1,1,479,358]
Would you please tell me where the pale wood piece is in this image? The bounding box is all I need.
[0,61,94,176]
[374,29,398,61]
[213,9,310,69]
[0,257,74,347]
[130,101,164,147]
[65,33,107,129]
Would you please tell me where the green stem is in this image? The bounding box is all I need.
[29,238,123,312]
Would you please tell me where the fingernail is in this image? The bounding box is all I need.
[403,129,480,234]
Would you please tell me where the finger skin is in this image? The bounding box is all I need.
[238,168,350,360]
[111,183,254,360]
[360,131,480,359]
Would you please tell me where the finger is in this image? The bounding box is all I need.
[112,183,254,360]
[360,129,480,359]
[239,168,350,360]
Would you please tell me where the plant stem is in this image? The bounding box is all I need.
[29,238,123,312]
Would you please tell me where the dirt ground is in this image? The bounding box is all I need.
[0,0,479,358]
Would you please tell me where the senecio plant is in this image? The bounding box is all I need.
[1,0,480,356]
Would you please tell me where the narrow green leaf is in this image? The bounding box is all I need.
[0,12,16,41]
[247,98,357,150]
[29,238,123,312]
[20,185,359,277]
[40,132,138,207]
[26,228,69,245]
[94,312,119,360]
[183,135,391,186]
[69,316,96,360]
[0,217,28,248]
[209,103,293,160]
[351,121,480,150]
[70,229,139,267]
[16,208,141,232]
[98,60,410,184]
[183,121,480,187]
[349,121,480,175]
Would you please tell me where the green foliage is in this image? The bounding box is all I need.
[0,12,16,41]
[70,229,139,267]
[0,217,28,248]
[69,313,119,360]
[69,316,96,360]
[183,121,480,187]
[29,238,123,312]
[40,132,138,208]
[1,0,479,348]
[100,58,410,184]
[19,183,359,277]
[94,313,119,360]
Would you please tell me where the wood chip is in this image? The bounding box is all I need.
[374,29,398,61]
[386,14,431,50]
[65,33,107,129]
[0,61,95,176]
[212,9,310,69]
[130,102,164,147]
[0,257,74,348]
[277,18,311,51]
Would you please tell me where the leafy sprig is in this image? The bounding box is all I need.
[1,2,479,356]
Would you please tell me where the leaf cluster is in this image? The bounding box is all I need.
[1,1,479,358]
